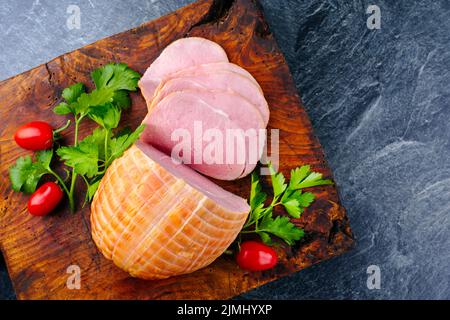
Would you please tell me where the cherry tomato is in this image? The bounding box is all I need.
[14,121,53,150]
[27,182,63,216]
[236,241,278,271]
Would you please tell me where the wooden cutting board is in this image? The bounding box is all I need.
[0,0,354,299]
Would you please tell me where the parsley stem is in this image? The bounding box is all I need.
[104,130,109,163]
[67,116,82,212]
[240,229,272,234]
[74,117,81,146]
[239,230,259,234]
[80,174,90,189]
[48,169,70,199]
[68,173,77,212]
[53,119,71,134]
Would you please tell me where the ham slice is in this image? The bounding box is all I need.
[159,62,262,92]
[141,91,265,180]
[91,143,250,279]
[148,71,269,125]
[138,37,229,102]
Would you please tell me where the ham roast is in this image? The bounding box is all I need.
[91,143,250,279]
[91,37,269,279]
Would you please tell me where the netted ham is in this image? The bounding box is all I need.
[91,143,250,279]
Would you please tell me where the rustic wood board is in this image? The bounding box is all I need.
[0,0,354,299]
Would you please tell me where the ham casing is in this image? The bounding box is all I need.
[91,143,250,279]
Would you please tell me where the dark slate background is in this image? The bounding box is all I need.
[1,0,449,300]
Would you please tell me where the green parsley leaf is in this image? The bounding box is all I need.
[53,102,73,115]
[249,171,267,209]
[86,180,101,202]
[9,150,53,193]
[297,172,333,189]
[75,88,115,116]
[113,90,132,109]
[258,215,304,246]
[258,231,273,245]
[288,165,311,189]
[108,124,145,163]
[268,163,287,198]
[296,191,315,207]
[81,127,108,161]
[288,165,333,190]
[91,63,141,92]
[281,199,302,218]
[88,103,121,130]
[36,149,53,170]
[281,190,315,218]
[57,142,99,178]
[62,83,85,104]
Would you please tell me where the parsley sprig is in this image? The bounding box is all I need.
[240,163,333,245]
[9,63,144,212]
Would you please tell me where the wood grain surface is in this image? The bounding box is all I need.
[0,0,354,299]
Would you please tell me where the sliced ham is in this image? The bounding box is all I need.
[141,91,265,180]
[148,71,269,125]
[162,62,262,91]
[138,37,229,102]
[138,37,269,181]
[91,143,250,279]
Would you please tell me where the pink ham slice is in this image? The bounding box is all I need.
[141,91,265,180]
[161,62,262,91]
[138,37,229,102]
[148,71,269,125]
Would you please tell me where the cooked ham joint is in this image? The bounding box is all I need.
[91,144,250,279]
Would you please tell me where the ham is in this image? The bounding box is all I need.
[141,91,265,180]
[138,37,229,102]
[158,62,262,93]
[91,37,269,279]
[148,71,269,125]
[91,143,250,279]
[138,37,269,180]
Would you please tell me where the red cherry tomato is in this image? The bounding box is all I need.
[236,241,278,271]
[27,182,63,216]
[14,121,53,150]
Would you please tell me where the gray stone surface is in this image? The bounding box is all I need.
[0,0,449,300]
